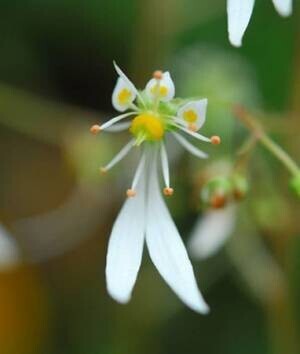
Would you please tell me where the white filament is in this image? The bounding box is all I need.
[172,133,208,159]
[131,152,146,190]
[160,143,170,188]
[102,139,135,171]
[174,123,211,143]
[106,122,131,132]
[100,112,137,131]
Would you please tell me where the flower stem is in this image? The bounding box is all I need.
[233,105,300,177]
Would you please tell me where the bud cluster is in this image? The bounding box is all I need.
[200,174,249,209]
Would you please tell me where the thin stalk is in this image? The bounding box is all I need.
[233,105,300,177]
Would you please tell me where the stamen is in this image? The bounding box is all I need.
[106,122,131,132]
[188,123,197,132]
[90,124,101,135]
[210,135,221,145]
[101,139,135,172]
[130,152,146,191]
[100,167,107,175]
[126,189,136,198]
[166,115,192,130]
[160,143,171,188]
[173,123,211,143]
[163,187,174,196]
[100,112,137,131]
[153,70,163,80]
[172,132,208,159]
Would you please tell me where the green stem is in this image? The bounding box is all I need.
[260,134,300,176]
[233,105,300,177]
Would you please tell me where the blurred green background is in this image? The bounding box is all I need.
[0,1,299,354]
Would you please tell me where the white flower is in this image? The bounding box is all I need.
[188,206,236,260]
[227,0,293,47]
[90,63,221,313]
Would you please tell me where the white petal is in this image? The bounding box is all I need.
[113,61,139,96]
[113,61,146,109]
[145,151,209,313]
[0,225,20,269]
[106,175,146,303]
[177,99,207,131]
[112,77,137,112]
[272,0,292,16]
[227,0,255,47]
[188,206,236,260]
[145,71,175,102]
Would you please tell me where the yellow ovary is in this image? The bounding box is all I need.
[151,85,168,97]
[118,88,132,105]
[183,109,198,123]
[130,113,164,141]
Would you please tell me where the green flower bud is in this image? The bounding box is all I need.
[231,174,249,200]
[201,176,232,209]
[289,174,300,198]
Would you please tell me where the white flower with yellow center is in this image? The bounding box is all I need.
[90,63,221,313]
[227,0,293,47]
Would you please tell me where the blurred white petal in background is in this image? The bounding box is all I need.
[0,224,20,269]
[188,206,236,260]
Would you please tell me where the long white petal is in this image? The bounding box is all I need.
[272,0,292,16]
[188,206,236,260]
[227,0,255,47]
[145,150,209,314]
[106,174,146,303]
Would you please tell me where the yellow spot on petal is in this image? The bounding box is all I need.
[118,88,132,105]
[183,109,198,123]
[130,113,164,141]
[150,85,168,97]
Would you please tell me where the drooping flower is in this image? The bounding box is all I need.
[227,0,293,47]
[188,205,237,260]
[90,63,221,313]
[188,173,248,260]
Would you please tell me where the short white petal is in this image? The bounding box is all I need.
[0,225,20,269]
[113,61,139,95]
[106,176,146,303]
[227,0,255,47]
[177,99,207,130]
[145,71,175,102]
[112,77,136,112]
[272,0,292,16]
[188,206,236,260]
[162,72,175,101]
[145,152,209,314]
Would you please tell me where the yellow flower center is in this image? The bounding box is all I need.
[130,113,164,142]
[183,109,198,123]
[118,88,132,105]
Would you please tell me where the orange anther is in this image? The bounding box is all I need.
[163,187,174,196]
[188,123,197,132]
[99,167,107,175]
[153,70,163,80]
[210,135,221,145]
[90,124,101,135]
[126,189,136,197]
